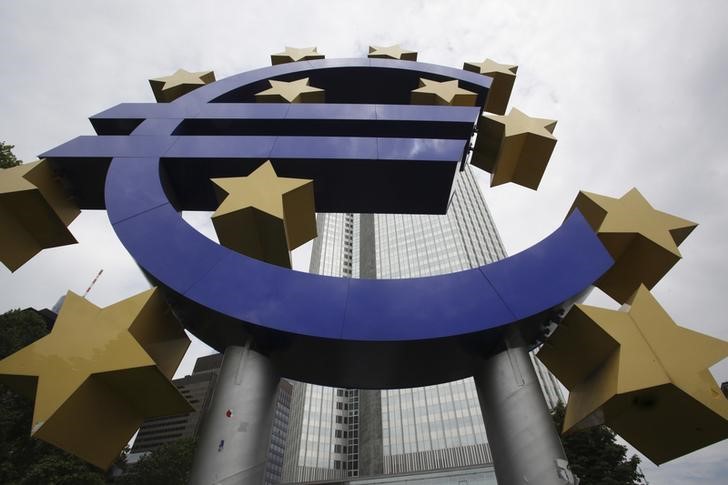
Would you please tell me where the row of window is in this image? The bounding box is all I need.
[333,459,359,470]
[334,429,359,439]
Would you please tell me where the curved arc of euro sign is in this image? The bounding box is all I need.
[44,59,615,388]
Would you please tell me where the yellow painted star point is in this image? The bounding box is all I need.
[0,289,191,469]
[0,160,79,271]
[411,78,477,106]
[463,58,518,114]
[149,68,216,103]
[471,107,557,190]
[494,107,556,138]
[211,161,316,267]
[569,188,697,302]
[464,58,518,77]
[271,46,325,65]
[538,285,728,464]
[368,44,418,61]
[255,77,325,103]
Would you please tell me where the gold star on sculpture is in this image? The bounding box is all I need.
[211,161,317,268]
[0,289,192,469]
[368,44,418,61]
[538,285,728,464]
[463,59,518,115]
[410,78,477,106]
[0,160,79,272]
[471,107,557,190]
[149,68,216,103]
[271,46,325,65]
[255,78,325,103]
[568,188,697,303]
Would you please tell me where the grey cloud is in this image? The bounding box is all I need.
[1,1,727,480]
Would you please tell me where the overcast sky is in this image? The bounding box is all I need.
[2,1,727,482]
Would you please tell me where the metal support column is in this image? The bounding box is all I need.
[189,343,280,485]
[473,328,577,485]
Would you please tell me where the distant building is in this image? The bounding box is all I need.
[129,352,292,485]
[131,353,222,453]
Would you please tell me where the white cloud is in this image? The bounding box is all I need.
[2,0,727,480]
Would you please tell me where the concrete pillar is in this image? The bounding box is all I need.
[473,329,577,485]
[189,344,280,485]
[358,389,383,476]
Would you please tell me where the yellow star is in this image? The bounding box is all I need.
[410,78,477,106]
[538,285,728,464]
[471,107,557,190]
[211,161,316,268]
[255,78,325,103]
[568,188,697,303]
[0,289,191,469]
[271,46,325,65]
[368,44,418,61]
[464,58,518,77]
[463,58,518,114]
[0,160,79,272]
[149,68,216,103]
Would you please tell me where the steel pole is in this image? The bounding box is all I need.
[473,328,577,485]
[189,344,280,485]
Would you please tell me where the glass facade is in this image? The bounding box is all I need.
[354,466,497,485]
[265,379,293,485]
[282,166,564,483]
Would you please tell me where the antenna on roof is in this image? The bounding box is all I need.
[82,269,104,299]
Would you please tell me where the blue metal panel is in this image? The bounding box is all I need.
[41,135,175,159]
[271,136,378,160]
[367,58,491,90]
[202,61,324,102]
[104,157,169,224]
[196,103,292,120]
[92,103,189,120]
[93,103,479,125]
[130,119,183,136]
[298,57,371,69]
[164,136,278,159]
[376,137,465,162]
[375,104,479,123]
[342,270,514,340]
[197,58,490,105]
[185,252,349,339]
[481,211,614,320]
[112,203,228,295]
[286,103,377,120]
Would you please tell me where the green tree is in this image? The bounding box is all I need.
[0,309,107,484]
[553,402,646,485]
[0,308,195,484]
[116,438,196,485]
[0,142,22,168]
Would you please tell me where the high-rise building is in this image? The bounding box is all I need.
[281,166,564,484]
[267,379,294,485]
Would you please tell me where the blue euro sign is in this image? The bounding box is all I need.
[41,59,613,388]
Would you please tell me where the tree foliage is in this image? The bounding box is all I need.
[0,309,107,484]
[116,438,196,485]
[0,142,22,168]
[0,308,198,484]
[553,402,646,485]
